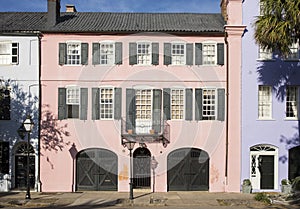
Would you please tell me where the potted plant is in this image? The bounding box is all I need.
[242,179,252,193]
[281,179,292,194]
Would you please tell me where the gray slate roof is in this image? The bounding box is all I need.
[0,12,225,33]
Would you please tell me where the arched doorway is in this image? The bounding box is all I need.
[250,144,278,190]
[289,145,300,180]
[76,148,118,191]
[133,147,151,188]
[14,143,35,189]
[167,148,209,191]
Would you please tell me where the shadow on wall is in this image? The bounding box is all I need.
[40,104,71,169]
[0,80,38,144]
[257,55,300,164]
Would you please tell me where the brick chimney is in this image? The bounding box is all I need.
[66,4,77,12]
[47,0,61,26]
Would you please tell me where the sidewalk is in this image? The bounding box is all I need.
[0,191,298,208]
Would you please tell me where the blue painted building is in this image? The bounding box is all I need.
[241,0,300,192]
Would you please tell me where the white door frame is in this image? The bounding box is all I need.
[249,144,278,190]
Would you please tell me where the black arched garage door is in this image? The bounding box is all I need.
[167,148,209,191]
[76,148,118,191]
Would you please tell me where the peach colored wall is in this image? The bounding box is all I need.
[40,31,240,192]
[224,0,246,192]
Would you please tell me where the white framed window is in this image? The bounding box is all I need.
[100,87,114,119]
[137,42,151,65]
[286,38,299,60]
[171,43,185,65]
[258,86,272,119]
[286,86,298,119]
[259,1,266,16]
[202,89,216,120]
[66,86,80,118]
[0,42,19,65]
[100,42,115,65]
[171,89,184,119]
[203,43,217,65]
[67,42,81,65]
[135,89,152,120]
[259,47,273,60]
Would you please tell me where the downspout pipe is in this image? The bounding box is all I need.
[37,32,42,192]
[224,31,229,185]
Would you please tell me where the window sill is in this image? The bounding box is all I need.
[257,118,275,121]
[283,59,300,62]
[256,58,276,62]
[284,118,299,121]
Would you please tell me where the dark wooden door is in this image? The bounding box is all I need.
[259,155,274,189]
[168,148,209,191]
[133,148,151,188]
[76,148,118,191]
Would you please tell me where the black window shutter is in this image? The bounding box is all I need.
[152,89,162,133]
[115,42,123,65]
[163,88,171,120]
[80,88,88,120]
[59,43,67,65]
[92,43,100,65]
[185,88,193,120]
[81,43,89,65]
[114,87,122,120]
[186,43,194,65]
[217,88,225,121]
[126,88,136,132]
[0,141,9,174]
[195,88,203,120]
[129,42,137,65]
[164,43,172,65]
[58,88,67,120]
[195,43,202,65]
[152,42,159,65]
[92,88,100,120]
[217,43,225,65]
[1,89,10,120]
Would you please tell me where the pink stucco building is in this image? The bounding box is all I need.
[38,0,245,193]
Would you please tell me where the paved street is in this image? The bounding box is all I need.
[0,191,299,209]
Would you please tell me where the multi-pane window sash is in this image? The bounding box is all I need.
[202,89,216,120]
[286,38,299,60]
[203,43,216,65]
[286,86,298,119]
[171,43,185,65]
[67,43,81,65]
[66,86,80,118]
[100,88,114,119]
[136,89,152,120]
[258,86,272,119]
[137,43,151,65]
[171,89,184,119]
[100,43,114,65]
[0,42,18,65]
[259,47,273,60]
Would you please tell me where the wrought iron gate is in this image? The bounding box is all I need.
[133,147,151,188]
[15,143,35,189]
[167,148,209,191]
[76,148,118,191]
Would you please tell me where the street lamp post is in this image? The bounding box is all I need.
[23,115,34,200]
[123,140,135,200]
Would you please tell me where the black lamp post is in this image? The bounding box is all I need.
[123,140,135,200]
[23,115,34,200]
